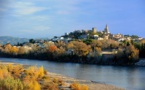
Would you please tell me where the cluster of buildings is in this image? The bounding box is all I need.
[51,24,143,42]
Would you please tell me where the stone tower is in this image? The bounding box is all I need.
[92,27,97,33]
[104,24,110,34]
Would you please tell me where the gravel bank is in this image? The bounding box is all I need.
[48,72,125,90]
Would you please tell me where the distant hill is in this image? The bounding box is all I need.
[0,36,29,45]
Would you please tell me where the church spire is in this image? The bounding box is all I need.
[104,24,110,34]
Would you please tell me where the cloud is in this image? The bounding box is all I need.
[9,1,48,16]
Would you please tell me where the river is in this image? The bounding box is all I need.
[0,58,145,90]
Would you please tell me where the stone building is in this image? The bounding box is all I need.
[104,25,110,34]
[92,27,97,33]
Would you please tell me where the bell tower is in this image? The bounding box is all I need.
[104,24,110,34]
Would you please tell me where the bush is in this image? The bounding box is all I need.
[24,80,41,90]
[0,65,11,79]
[38,66,44,78]
[42,82,58,90]
[11,65,24,78]
[0,77,23,90]
[42,75,50,82]
[70,82,89,90]
[25,66,45,80]
[0,64,89,90]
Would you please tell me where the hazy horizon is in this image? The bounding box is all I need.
[0,0,145,38]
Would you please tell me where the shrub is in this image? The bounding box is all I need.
[24,81,41,90]
[25,66,45,80]
[70,82,89,90]
[42,75,50,82]
[0,65,11,79]
[53,78,64,86]
[38,66,44,78]
[0,64,89,90]
[11,65,24,78]
[0,77,23,90]
[42,82,58,90]
[7,64,13,72]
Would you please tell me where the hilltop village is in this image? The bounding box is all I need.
[0,25,145,65]
[51,25,142,42]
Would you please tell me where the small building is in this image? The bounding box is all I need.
[93,35,99,39]
[97,37,104,40]
[118,38,125,42]
[113,33,124,40]
[103,35,109,40]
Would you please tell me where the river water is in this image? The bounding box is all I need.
[0,58,145,90]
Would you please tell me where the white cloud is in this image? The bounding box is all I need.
[9,1,48,16]
[14,7,45,16]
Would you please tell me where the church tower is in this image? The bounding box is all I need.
[104,24,110,34]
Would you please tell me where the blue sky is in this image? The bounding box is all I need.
[0,0,145,38]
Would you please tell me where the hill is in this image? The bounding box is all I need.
[0,36,29,45]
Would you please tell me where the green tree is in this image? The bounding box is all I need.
[29,39,35,43]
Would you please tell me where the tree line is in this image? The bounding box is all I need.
[0,39,144,65]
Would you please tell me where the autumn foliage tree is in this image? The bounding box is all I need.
[67,41,91,57]
[3,44,19,55]
[54,47,65,57]
[97,39,119,49]
[10,46,19,55]
[126,44,139,63]
[18,47,26,55]
[116,44,139,64]
[134,39,145,58]
[3,44,12,53]
[48,45,58,53]
[91,40,102,48]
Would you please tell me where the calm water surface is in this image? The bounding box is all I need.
[0,58,145,90]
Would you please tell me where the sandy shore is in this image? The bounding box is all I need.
[48,72,125,90]
[0,62,125,90]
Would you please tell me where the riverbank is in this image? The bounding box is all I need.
[0,56,142,67]
[48,72,125,90]
[0,62,125,90]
